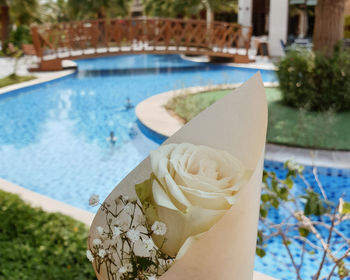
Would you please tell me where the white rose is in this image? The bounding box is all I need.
[136,143,250,257]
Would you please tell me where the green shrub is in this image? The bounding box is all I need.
[0,190,95,280]
[277,44,350,112]
[10,25,32,48]
[276,49,315,109]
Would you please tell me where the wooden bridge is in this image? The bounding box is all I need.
[31,18,252,71]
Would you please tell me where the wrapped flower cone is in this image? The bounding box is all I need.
[88,73,268,280]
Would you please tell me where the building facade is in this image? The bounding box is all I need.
[238,0,350,56]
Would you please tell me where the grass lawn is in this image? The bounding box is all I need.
[0,74,36,88]
[0,190,95,280]
[166,87,350,150]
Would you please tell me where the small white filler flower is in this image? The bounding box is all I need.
[112,226,121,239]
[89,194,99,206]
[143,237,155,251]
[148,275,157,280]
[151,221,167,236]
[126,228,140,242]
[98,249,106,258]
[92,238,102,247]
[119,263,133,273]
[123,203,133,215]
[118,266,127,274]
[96,226,104,237]
[86,250,94,262]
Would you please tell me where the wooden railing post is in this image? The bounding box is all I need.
[31,26,43,59]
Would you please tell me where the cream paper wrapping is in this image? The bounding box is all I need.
[89,72,268,280]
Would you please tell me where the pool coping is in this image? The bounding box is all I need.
[136,85,350,170]
[0,69,76,96]
[180,54,278,71]
[136,82,278,138]
[0,178,94,226]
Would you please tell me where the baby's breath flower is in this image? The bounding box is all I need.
[112,226,121,238]
[151,221,167,236]
[143,237,155,251]
[124,203,133,215]
[126,228,140,242]
[119,266,127,274]
[98,249,106,258]
[96,226,104,237]
[119,263,132,273]
[92,238,102,247]
[89,194,99,206]
[86,250,94,262]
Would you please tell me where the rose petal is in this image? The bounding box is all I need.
[179,185,232,210]
[152,180,178,211]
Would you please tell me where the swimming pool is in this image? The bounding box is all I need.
[0,54,276,211]
[0,54,348,279]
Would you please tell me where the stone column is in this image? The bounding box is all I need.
[238,0,253,27]
[268,0,289,56]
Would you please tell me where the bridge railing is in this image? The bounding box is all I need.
[31,18,252,65]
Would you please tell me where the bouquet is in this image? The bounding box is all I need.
[88,73,268,279]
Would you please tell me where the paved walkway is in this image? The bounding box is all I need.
[182,53,276,70]
[0,56,76,95]
[0,178,94,225]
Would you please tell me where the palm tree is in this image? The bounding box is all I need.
[0,0,39,51]
[0,0,9,50]
[9,0,39,26]
[313,0,347,56]
[67,0,131,20]
[143,0,237,22]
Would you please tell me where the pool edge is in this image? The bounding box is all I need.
[0,177,94,226]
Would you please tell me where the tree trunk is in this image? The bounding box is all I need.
[313,0,346,56]
[1,5,9,51]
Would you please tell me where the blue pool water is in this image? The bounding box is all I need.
[0,54,348,279]
[0,54,276,211]
[259,161,350,280]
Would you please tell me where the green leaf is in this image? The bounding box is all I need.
[271,197,279,209]
[338,260,349,279]
[303,190,327,216]
[278,187,289,201]
[135,174,159,223]
[256,247,266,258]
[284,177,294,189]
[283,239,292,246]
[271,180,278,193]
[341,201,350,215]
[257,230,264,245]
[261,194,270,203]
[299,227,309,237]
[135,177,152,203]
[260,207,267,218]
